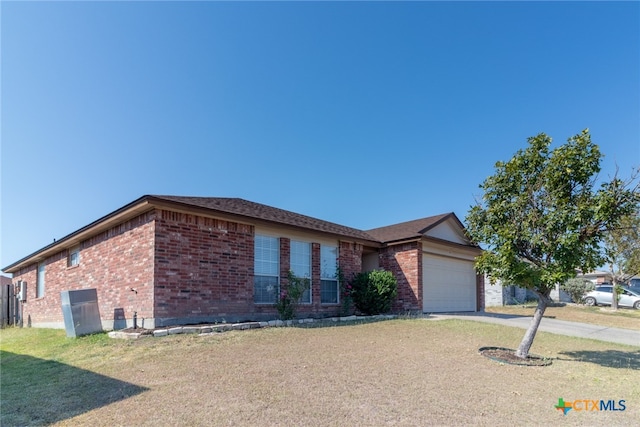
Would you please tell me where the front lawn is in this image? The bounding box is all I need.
[486,303,640,331]
[1,319,638,426]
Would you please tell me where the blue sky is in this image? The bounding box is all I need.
[1,1,639,271]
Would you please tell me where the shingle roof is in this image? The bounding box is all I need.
[150,195,378,243]
[365,213,453,243]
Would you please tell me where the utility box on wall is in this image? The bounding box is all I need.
[61,289,103,338]
[17,281,27,301]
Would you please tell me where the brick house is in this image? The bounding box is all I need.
[2,195,483,329]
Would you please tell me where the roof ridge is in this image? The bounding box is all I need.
[365,212,463,244]
[366,213,450,232]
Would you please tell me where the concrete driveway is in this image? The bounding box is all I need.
[429,312,640,347]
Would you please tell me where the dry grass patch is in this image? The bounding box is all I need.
[2,320,639,426]
[486,303,640,330]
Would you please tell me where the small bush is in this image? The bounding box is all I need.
[561,278,594,303]
[350,270,397,315]
[275,271,310,320]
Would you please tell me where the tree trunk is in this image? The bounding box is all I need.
[611,278,619,311]
[515,294,548,358]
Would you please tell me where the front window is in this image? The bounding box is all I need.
[320,245,338,304]
[254,235,279,303]
[290,240,311,303]
[37,262,46,298]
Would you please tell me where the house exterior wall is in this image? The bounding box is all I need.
[476,274,485,311]
[152,210,254,327]
[8,209,370,330]
[379,242,422,312]
[484,276,503,307]
[362,251,379,272]
[10,211,156,329]
[271,238,353,319]
[550,284,573,303]
[339,241,363,284]
[6,200,484,328]
[151,213,362,326]
[502,285,538,305]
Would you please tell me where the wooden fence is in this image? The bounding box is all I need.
[1,283,18,328]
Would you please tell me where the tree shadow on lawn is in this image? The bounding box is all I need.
[557,349,640,370]
[0,350,148,425]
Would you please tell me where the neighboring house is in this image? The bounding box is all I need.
[483,277,504,307]
[489,274,593,306]
[578,270,611,284]
[2,195,483,329]
[486,280,573,305]
[483,279,538,306]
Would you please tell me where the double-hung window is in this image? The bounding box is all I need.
[320,245,339,304]
[37,262,46,298]
[290,240,311,304]
[254,235,279,304]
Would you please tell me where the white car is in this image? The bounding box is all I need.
[584,285,640,309]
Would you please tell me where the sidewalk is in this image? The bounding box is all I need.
[429,312,640,347]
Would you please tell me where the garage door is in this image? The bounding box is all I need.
[423,254,477,312]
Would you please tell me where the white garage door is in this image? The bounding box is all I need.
[423,254,477,312]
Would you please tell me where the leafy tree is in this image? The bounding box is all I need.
[602,209,640,310]
[466,130,638,358]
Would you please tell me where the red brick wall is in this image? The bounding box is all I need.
[153,210,254,326]
[11,264,38,324]
[476,273,485,311]
[311,243,322,306]
[379,241,422,312]
[279,237,291,289]
[297,241,351,317]
[11,207,375,328]
[264,239,354,319]
[153,217,362,323]
[338,241,363,281]
[11,211,156,328]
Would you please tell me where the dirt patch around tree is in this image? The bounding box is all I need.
[479,346,553,366]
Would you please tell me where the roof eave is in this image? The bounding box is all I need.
[421,235,483,252]
[379,236,423,246]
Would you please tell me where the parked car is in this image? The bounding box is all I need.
[584,285,640,309]
[628,278,640,293]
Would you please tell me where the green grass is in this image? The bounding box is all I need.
[2,320,639,426]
